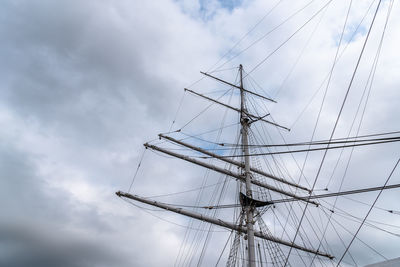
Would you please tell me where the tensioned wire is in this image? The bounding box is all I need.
[311,1,395,263]
[335,159,400,265]
[194,96,242,267]
[214,211,244,266]
[284,0,384,263]
[319,201,400,239]
[175,118,233,266]
[324,0,394,190]
[245,97,333,265]
[175,75,240,267]
[245,93,329,258]
[197,90,244,266]
[164,135,400,153]
[242,75,315,190]
[272,0,356,254]
[331,0,395,263]
[341,194,400,216]
[178,0,285,99]
[272,1,328,99]
[183,138,400,157]
[248,105,330,248]
[244,0,334,78]
[320,206,388,261]
[276,1,378,241]
[196,150,239,266]
[207,0,286,73]
[211,0,317,73]
[120,198,229,232]
[128,148,146,193]
[316,206,359,265]
[244,78,355,264]
[288,0,377,130]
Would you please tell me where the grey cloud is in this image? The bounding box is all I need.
[0,140,112,225]
[0,0,180,148]
[0,223,126,267]
[0,143,123,266]
[0,0,399,266]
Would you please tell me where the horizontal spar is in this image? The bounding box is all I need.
[116,191,333,259]
[185,88,269,123]
[144,143,318,205]
[159,134,310,193]
[199,71,277,103]
[185,88,289,131]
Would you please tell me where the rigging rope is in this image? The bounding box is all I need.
[245,92,336,259]
[179,88,234,131]
[205,134,400,148]
[128,148,146,192]
[194,138,400,158]
[245,0,334,77]
[208,0,285,73]
[120,198,229,232]
[273,4,327,99]
[336,158,400,265]
[285,0,384,263]
[214,0,317,72]
[168,90,186,132]
[288,0,377,131]
[311,2,395,263]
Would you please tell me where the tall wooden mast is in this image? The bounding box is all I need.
[239,64,256,267]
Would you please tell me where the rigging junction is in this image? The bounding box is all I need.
[117,65,400,266]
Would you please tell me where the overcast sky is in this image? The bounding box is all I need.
[1,0,399,266]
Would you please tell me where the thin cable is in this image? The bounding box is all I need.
[336,159,399,265]
[208,0,285,72]
[246,0,333,77]
[177,80,239,266]
[220,135,400,148]
[128,148,146,192]
[316,2,394,262]
[153,136,400,153]
[195,138,400,158]
[214,0,317,71]
[121,198,229,232]
[144,181,227,199]
[179,88,234,131]
[208,66,239,73]
[284,1,383,264]
[274,2,327,98]
[169,90,186,132]
[324,0,393,191]
[288,0,377,130]
[326,209,388,261]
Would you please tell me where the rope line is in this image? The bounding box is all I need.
[336,158,400,265]
[284,0,383,264]
[128,148,146,192]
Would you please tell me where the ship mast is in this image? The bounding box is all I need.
[116,64,338,264]
[239,64,256,267]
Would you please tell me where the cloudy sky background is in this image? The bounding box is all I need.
[1,0,399,266]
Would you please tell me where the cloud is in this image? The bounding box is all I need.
[0,223,124,267]
[0,0,399,266]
